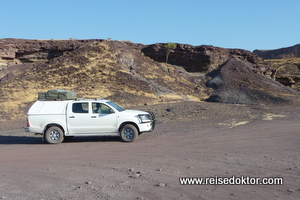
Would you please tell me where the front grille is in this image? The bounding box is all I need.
[147,111,155,120]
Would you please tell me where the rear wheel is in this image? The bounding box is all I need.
[120,124,138,142]
[45,126,64,144]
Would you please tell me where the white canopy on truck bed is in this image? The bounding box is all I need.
[27,100,71,115]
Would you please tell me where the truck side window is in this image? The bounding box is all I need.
[72,103,89,113]
[92,103,114,114]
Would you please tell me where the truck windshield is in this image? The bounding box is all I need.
[106,101,124,112]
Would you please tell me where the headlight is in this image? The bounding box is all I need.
[138,114,152,123]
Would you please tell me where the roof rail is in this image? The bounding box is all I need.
[76,98,86,101]
[95,97,104,100]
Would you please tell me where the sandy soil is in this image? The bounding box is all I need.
[0,102,300,200]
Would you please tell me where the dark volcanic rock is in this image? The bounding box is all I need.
[0,38,103,61]
[206,58,298,105]
[207,88,290,105]
[253,44,300,59]
[141,43,274,75]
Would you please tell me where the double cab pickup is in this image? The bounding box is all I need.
[25,98,155,144]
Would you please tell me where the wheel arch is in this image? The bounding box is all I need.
[43,123,65,135]
[119,122,140,134]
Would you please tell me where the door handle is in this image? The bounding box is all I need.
[69,116,75,118]
[91,116,97,118]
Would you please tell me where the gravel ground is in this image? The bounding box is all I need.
[0,101,300,199]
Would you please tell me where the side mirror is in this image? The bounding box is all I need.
[109,109,115,114]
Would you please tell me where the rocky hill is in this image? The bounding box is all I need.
[142,43,273,73]
[1,39,300,129]
[253,44,300,92]
[0,39,210,122]
[141,43,300,104]
[253,44,300,59]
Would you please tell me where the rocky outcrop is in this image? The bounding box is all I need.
[253,44,300,59]
[0,38,103,62]
[141,43,275,76]
[0,39,275,78]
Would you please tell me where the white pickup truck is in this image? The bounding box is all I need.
[25,98,155,144]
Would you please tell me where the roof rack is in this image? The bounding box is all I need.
[75,97,106,101]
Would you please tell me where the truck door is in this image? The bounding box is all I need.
[67,102,91,134]
[90,102,118,133]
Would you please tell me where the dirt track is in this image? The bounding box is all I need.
[0,102,300,200]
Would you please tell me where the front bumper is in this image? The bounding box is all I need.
[141,111,155,132]
[139,120,156,133]
[149,120,156,131]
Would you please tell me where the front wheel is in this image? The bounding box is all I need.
[120,124,138,142]
[44,126,64,144]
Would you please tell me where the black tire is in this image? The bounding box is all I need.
[120,124,138,142]
[44,126,64,144]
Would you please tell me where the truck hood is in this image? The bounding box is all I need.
[121,110,149,115]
